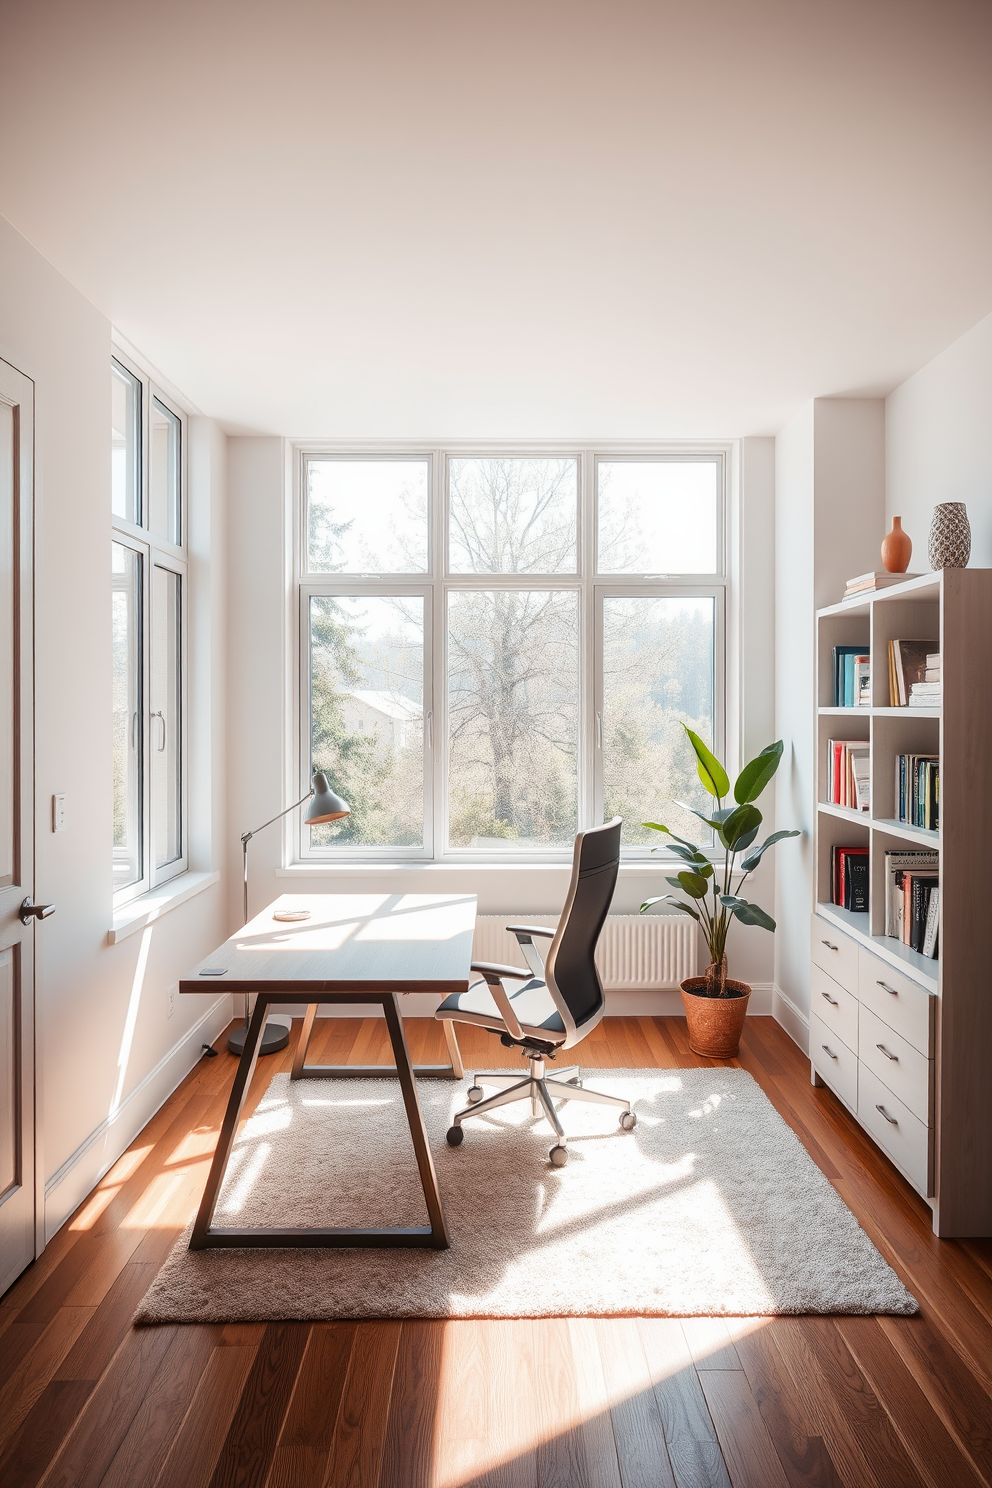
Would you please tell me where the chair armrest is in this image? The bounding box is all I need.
[506,924,555,938]
[470,960,532,980]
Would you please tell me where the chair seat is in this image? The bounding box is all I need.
[436,976,566,1040]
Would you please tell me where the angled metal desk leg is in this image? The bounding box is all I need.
[290,999,464,1081]
[382,994,449,1247]
[190,994,269,1249]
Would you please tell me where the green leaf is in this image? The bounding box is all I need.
[719,894,747,909]
[730,900,777,931]
[640,895,701,923]
[642,822,705,855]
[717,802,762,849]
[677,870,710,899]
[682,725,730,800]
[733,740,785,804]
[739,829,801,872]
[675,803,726,833]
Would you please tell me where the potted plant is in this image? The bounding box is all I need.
[640,726,800,1058]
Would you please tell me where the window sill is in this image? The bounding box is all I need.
[275,860,688,877]
[109,870,220,944]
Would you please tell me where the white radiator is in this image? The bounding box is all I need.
[473,915,698,991]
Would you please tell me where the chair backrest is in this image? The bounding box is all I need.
[544,818,621,1045]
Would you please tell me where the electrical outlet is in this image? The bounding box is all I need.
[167,983,176,1018]
[52,794,67,832]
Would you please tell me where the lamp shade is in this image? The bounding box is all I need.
[304,772,350,825]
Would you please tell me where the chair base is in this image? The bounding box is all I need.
[446,1054,635,1164]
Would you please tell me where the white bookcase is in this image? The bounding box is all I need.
[812,569,992,1236]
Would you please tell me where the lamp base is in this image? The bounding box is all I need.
[227,1021,290,1057]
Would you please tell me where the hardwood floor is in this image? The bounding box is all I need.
[2,1014,992,1487]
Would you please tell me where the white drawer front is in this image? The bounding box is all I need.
[811,1015,858,1112]
[858,1063,932,1196]
[811,964,859,1053]
[858,949,934,1056]
[859,1006,932,1125]
[811,916,858,993]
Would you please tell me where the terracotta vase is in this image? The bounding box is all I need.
[881,517,913,574]
[928,503,971,569]
[680,976,751,1058]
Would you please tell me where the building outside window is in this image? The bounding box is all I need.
[111,354,188,902]
[298,450,726,861]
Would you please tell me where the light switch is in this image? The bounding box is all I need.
[52,794,67,832]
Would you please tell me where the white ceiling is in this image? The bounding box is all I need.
[2,0,991,438]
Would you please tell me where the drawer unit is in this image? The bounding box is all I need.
[811,964,858,1053]
[811,916,859,993]
[859,1006,932,1125]
[810,1015,858,1113]
[857,949,935,1056]
[858,1063,932,1197]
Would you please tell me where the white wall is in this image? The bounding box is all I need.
[225,434,779,1015]
[774,398,885,1043]
[0,214,232,1240]
[886,309,992,567]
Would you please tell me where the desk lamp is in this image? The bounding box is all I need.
[228,771,350,1056]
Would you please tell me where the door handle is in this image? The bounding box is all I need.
[151,709,166,750]
[20,898,55,924]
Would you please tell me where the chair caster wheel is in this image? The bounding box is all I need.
[619,1111,637,1131]
[549,1145,568,1166]
[446,1125,464,1146]
[567,1078,583,1088]
[466,1085,484,1104]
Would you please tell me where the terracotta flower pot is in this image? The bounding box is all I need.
[680,976,752,1058]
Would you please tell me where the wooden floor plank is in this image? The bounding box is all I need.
[321,1319,401,1488]
[100,1324,222,1488]
[734,1322,844,1488]
[151,1343,259,1488]
[209,1321,312,1488]
[378,1321,444,1488]
[637,1317,733,1488]
[532,1317,613,1488]
[266,1321,356,1488]
[595,1317,676,1488]
[700,1370,793,1488]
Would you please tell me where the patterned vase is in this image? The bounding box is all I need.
[928,503,971,569]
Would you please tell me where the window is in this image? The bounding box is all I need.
[111,354,187,901]
[299,451,726,860]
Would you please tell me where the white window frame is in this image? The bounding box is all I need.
[295,443,730,864]
[112,351,189,905]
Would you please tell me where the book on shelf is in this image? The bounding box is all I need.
[826,739,870,812]
[895,753,939,830]
[909,681,941,705]
[832,845,869,912]
[842,571,921,600]
[887,638,938,706]
[883,849,939,945]
[922,886,940,959]
[832,645,871,706]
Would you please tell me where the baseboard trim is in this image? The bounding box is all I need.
[44,995,233,1241]
[772,986,809,1053]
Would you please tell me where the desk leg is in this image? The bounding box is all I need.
[190,994,269,1249]
[291,1004,318,1080]
[383,994,449,1249]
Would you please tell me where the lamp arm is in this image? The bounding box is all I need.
[241,789,314,927]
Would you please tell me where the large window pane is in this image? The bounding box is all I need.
[111,362,141,525]
[597,460,718,574]
[112,543,142,887]
[447,590,578,849]
[307,458,428,573]
[309,595,424,847]
[151,567,182,868]
[602,596,716,847]
[448,457,577,574]
[150,398,181,545]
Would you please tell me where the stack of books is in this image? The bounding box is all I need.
[887,638,938,706]
[842,571,920,601]
[909,651,941,706]
[884,849,939,958]
[832,845,869,912]
[827,739,870,812]
[832,645,871,706]
[895,753,939,830]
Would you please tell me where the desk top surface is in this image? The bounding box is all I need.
[179,893,477,995]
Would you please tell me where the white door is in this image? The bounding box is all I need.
[0,357,41,1296]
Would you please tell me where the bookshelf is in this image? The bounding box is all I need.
[812,568,992,1236]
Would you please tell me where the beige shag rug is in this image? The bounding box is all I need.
[135,1068,916,1323]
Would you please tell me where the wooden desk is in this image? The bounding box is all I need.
[180,892,477,1251]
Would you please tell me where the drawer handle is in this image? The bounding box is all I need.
[821,992,839,1006]
[821,940,839,951]
[875,1103,898,1126]
[876,1043,898,1062]
[876,980,898,996]
[821,1044,838,1060]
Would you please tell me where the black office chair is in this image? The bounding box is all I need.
[435,818,635,1166]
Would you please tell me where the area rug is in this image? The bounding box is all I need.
[134,1068,917,1322]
